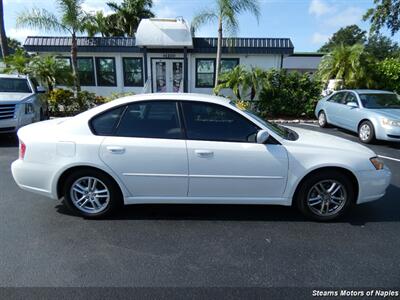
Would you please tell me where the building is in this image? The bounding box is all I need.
[282,52,324,75]
[23,18,297,96]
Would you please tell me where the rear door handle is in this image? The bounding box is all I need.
[195,150,214,158]
[106,146,125,154]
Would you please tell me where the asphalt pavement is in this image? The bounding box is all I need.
[0,124,399,295]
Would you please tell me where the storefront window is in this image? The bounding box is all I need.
[123,57,143,87]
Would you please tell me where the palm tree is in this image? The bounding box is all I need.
[191,0,260,88]
[107,0,154,37]
[84,11,109,37]
[17,0,91,95]
[28,55,73,91]
[317,43,371,88]
[243,67,266,100]
[0,0,9,59]
[214,65,248,100]
[2,49,30,74]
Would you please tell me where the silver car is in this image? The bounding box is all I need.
[315,90,400,143]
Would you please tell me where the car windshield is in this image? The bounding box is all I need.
[359,93,400,109]
[0,78,32,93]
[230,101,298,141]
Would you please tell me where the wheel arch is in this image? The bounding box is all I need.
[56,165,124,200]
[292,166,359,205]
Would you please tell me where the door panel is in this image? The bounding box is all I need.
[100,137,188,197]
[325,92,346,125]
[339,92,360,131]
[98,100,188,197]
[186,141,288,198]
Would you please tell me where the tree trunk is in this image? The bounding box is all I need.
[0,0,9,60]
[71,32,80,97]
[214,16,223,90]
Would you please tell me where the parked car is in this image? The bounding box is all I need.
[0,74,48,134]
[315,89,400,143]
[11,93,391,221]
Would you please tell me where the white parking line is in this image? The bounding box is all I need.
[299,123,319,127]
[378,155,400,163]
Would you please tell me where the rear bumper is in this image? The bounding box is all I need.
[11,159,57,199]
[356,167,391,204]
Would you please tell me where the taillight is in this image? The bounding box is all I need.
[19,140,26,160]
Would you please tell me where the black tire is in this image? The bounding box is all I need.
[358,120,375,144]
[318,111,328,128]
[63,169,122,219]
[39,109,44,121]
[295,170,355,221]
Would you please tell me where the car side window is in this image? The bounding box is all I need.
[345,93,358,105]
[329,92,346,104]
[182,102,259,142]
[115,101,182,139]
[91,106,126,136]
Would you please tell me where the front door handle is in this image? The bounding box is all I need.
[106,146,125,154]
[195,150,214,158]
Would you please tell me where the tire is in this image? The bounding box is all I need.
[318,111,328,128]
[358,120,375,144]
[295,170,355,221]
[63,169,122,219]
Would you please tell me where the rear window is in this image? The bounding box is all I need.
[0,78,31,93]
[91,106,125,135]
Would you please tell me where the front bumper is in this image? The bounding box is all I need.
[376,124,400,141]
[356,167,391,204]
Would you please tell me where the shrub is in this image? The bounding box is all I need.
[48,89,107,116]
[376,58,400,93]
[258,70,323,118]
[105,92,135,102]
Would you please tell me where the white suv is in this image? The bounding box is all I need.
[0,74,47,134]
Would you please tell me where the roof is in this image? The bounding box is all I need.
[352,89,395,94]
[24,36,294,55]
[290,52,324,57]
[135,18,193,48]
[0,74,29,79]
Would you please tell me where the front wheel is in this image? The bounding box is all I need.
[63,169,122,219]
[296,170,355,221]
[318,111,328,128]
[358,121,375,144]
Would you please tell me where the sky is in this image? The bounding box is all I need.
[3,0,400,52]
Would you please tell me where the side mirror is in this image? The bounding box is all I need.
[256,129,270,144]
[36,86,46,93]
[347,102,358,108]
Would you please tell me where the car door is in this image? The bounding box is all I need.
[98,101,189,197]
[339,92,361,131]
[181,101,288,200]
[325,92,347,125]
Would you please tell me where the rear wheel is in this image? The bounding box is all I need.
[358,120,375,144]
[318,111,328,128]
[296,170,355,221]
[63,169,122,219]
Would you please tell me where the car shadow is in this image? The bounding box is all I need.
[0,134,18,147]
[329,127,400,149]
[55,184,400,226]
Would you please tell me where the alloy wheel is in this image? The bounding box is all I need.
[307,180,347,217]
[70,176,110,214]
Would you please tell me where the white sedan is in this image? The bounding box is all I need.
[11,93,391,221]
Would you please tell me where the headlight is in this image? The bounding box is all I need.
[381,118,400,127]
[370,157,384,170]
[25,103,34,114]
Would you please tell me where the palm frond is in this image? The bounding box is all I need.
[17,8,69,33]
[191,9,218,33]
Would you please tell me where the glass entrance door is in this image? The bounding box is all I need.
[152,59,184,93]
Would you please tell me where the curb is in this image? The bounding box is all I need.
[270,119,318,124]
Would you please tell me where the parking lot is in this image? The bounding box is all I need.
[0,124,399,289]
